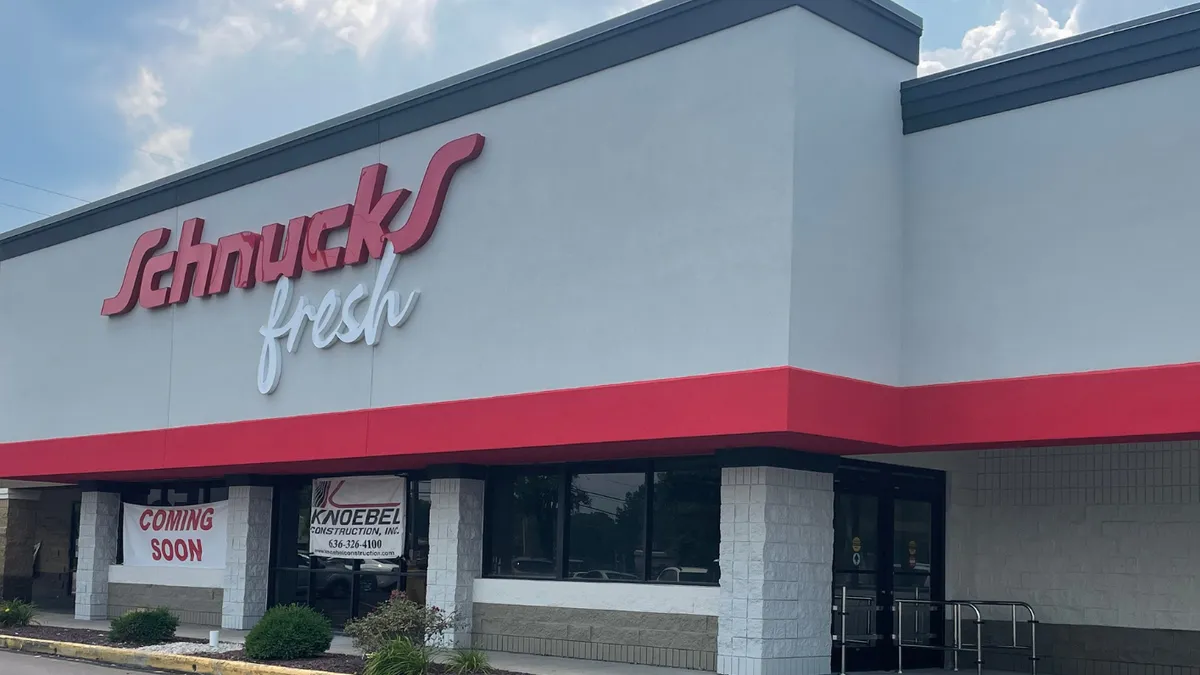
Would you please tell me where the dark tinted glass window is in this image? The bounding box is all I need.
[567,472,645,581]
[650,469,720,583]
[483,463,722,585]
[487,471,561,578]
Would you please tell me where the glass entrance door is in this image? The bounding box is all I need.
[831,461,945,673]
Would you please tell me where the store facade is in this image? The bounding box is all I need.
[3,1,1200,674]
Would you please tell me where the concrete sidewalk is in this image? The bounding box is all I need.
[36,612,700,675]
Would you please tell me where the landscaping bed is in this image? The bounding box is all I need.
[0,596,527,675]
[0,624,204,648]
[211,648,367,673]
[0,626,525,675]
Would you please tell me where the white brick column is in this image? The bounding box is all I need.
[222,485,273,630]
[75,491,120,620]
[718,466,835,675]
[425,477,484,647]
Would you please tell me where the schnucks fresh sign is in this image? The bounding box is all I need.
[99,133,485,394]
[309,475,406,559]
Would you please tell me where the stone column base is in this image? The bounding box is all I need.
[222,486,273,630]
[717,466,835,675]
[75,491,120,620]
[425,477,485,648]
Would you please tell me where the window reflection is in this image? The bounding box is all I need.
[650,470,720,583]
[568,472,644,581]
[482,465,721,585]
[487,471,562,578]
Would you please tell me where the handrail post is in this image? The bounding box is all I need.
[971,605,983,675]
[1011,604,1018,647]
[840,586,847,675]
[952,602,960,672]
[1030,617,1038,675]
[896,599,903,674]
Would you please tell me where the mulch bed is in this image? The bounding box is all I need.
[211,649,368,674]
[0,624,204,647]
[0,625,526,675]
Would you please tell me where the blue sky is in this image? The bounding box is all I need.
[0,0,1191,233]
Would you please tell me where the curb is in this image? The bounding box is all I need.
[0,635,346,675]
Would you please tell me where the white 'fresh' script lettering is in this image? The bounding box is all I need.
[257,241,418,395]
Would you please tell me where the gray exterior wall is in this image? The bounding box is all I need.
[108,583,224,626]
[903,62,1200,386]
[948,620,1200,675]
[472,603,717,671]
[0,3,919,457]
[870,444,1200,674]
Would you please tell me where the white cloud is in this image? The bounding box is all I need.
[112,0,444,194]
[919,0,1083,76]
[501,20,569,54]
[114,67,193,192]
[116,68,170,122]
[607,0,658,20]
[304,0,441,56]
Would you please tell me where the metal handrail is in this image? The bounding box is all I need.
[831,586,880,675]
[895,598,983,675]
[833,588,1038,675]
[896,598,1039,675]
[948,599,1038,675]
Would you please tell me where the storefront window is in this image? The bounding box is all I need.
[568,472,645,581]
[271,477,428,626]
[486,470,561,578]
[484,462,720,585]
[650,469,720,583]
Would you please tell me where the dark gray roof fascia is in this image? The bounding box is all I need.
[901,2,1200,134]
[0,0,920,261]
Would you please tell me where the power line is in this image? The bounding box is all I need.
[0,200,50,218]
[0,176,88,203]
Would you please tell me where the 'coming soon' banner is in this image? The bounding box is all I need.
[122,501,228,569]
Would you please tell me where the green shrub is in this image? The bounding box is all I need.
[0,599,36,628]
[446,648,491,674]
[244,604,332,660]
[108,608,178,645]
[345,591,453,653]
[364,637,432,675]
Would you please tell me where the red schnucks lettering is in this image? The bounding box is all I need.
[168,218,216,304]
[257,216,309,283]
[344,164,411,266]
[303,204,352,273]
[387,134,486,254]
[102,133,487,317]
[100,228,171,316]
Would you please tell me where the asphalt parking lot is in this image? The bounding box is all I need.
[0,651,149,674]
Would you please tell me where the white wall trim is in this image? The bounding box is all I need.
[108,565,225,589]
[0,488,40,501]
[472,578,717,616]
